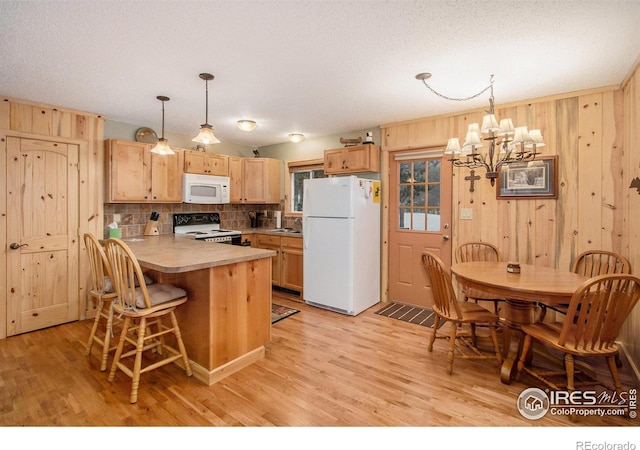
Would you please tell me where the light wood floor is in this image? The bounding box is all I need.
[0,291,638,427]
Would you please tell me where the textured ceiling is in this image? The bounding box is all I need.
[1,0,639,148]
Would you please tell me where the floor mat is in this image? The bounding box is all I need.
[272,303,299,324]
[375,302,445,329]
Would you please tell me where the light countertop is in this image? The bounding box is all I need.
[120,234,276,273]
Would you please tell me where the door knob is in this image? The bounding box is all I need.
[443,235,450,241]
[9,242,28,249]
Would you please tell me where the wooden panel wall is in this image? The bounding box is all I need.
[381,80,640,376]
[0,96,104,335]
[623,67,640,369]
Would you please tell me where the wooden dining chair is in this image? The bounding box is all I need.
[454,241,504,315]
[540,250,632,319]
[516,274,640,398]
[104,238,192,404]
[573,250,632,277]
[421,251,503,375]
[84,233,120,371]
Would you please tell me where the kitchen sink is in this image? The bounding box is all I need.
[268,228,301,234]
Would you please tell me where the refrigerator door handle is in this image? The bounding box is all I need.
[303,216,309,250]
[303,181,310,250]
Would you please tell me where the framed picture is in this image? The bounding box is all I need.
[497,156,558,199]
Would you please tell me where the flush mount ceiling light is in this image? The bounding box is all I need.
[150,95,175,155]
[288,133,305,143]
[192,73,221,145]
[237,120,257,131]
[416,72,544,186]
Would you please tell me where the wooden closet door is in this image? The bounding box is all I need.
[6,137,79,336]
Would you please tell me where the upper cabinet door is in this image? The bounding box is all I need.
[150,149,184,202]
[106,140,151,202]
[241,158,280,204]
[105,139,184,203]
[324,144,380,175]
[228,156,244,203]
[229,157,280,204]
[184,150,228,176]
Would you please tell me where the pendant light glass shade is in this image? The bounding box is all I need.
[150,138,174,155]
[150,95,175,155]
[193,73,221,145]
[193,124,221,144]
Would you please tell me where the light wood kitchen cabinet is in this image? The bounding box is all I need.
[255,234,282,286]
[105,139,184,203]
[281,236,303,293]
[229,157,281,204]
[241,233,256,247]
[255,233,303,294]
[324,143,380,174]
[184,150,228,176]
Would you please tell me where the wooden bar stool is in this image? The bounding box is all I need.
[84,233,120,371]
[104,238,192,404]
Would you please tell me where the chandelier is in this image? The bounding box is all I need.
[415,73,544,186]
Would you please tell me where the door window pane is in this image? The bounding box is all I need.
[413,161,425,183]
[396,158,442,232]
[413,185,425,206]
[399,208,410,229]
[428,160,441,182]
[427,207,441,231]
[428,184,440,207]
[399,162,411,183]
[399,185,411,206]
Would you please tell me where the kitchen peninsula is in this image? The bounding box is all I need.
[121,234,276,385]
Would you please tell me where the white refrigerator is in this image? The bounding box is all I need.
[303,176,380,315]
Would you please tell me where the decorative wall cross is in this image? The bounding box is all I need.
[465,170,481,192]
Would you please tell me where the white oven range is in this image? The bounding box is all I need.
[173,212,242,245]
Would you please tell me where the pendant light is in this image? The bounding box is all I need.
[150,96,175,155]
[192,73,221,145]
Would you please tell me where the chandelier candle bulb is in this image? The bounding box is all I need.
[513,126,532,145]
[481,114,500,133]
[445,138,461,154]
[528,129,545,147]
[463,130,483,150]
[498,118,515,136]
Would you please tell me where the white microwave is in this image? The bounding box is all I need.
[182,173,230,204]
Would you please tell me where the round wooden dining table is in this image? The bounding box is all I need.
[450,261,588,384]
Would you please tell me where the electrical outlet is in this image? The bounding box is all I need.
[460,208,473,220]
[113,213,121,223]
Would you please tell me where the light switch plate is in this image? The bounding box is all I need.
[460,208,473,220]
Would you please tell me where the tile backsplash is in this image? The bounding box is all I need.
[103,202,299,238]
